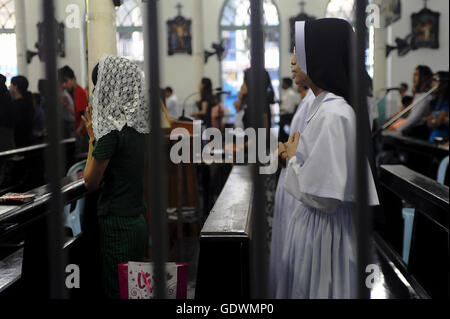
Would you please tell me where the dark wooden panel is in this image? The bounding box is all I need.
[196,165,253,298]
[378,164,449,299]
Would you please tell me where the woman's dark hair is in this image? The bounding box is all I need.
[58,65,76,81]
[0,74,12,127]
[200,77,213,101]
[415,65,433,93]
[243,69,275,105]
[11,75,33,104]
[11,75,29,95]
[283,78,293,87]
[92,63,99,87]
[0,74,9,98]
[435,71,449,101]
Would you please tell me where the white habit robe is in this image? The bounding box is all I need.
[270,89,315,297]
[276,91,379,299]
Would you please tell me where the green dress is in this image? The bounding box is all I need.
[92,125,148,299]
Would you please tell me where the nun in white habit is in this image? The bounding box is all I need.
[276,19,379,299]
[270,87,315,298]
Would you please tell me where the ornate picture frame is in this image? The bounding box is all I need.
[411,7,440,50]
[167,8,192,56]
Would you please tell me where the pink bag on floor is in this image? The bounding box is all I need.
[118,262,188,299]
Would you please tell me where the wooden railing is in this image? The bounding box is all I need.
[376,164,449,299]
[0,138,77,195]
[195,165,253,298]
[0,174,100,298]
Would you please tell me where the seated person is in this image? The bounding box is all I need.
[391,65,434,138]
[426,71,449,142]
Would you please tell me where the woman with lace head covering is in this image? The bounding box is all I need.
[82,55,150,298]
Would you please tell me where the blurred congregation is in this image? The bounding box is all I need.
[0,0,448,302]
[0,67,89,152]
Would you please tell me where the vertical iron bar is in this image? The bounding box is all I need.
[145,0,168,299]
[352,0,371,299]
[249,0,268,299]
[42,0,67,298]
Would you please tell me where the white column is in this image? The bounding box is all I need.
[373,27,387,99]
[192,0,204,88]
[14,0,28,77]
[87,0,117,94]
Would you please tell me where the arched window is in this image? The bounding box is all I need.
[325,0,355,24]
[325,0,375,78]
[0,0,17,84]
[220,0,281,116]
[116,0,143,67]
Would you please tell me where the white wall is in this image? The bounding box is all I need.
[23,0,87,92]
[158,0,329,105]
[387,0,449,89]
[20,0,449,104]
[21,0,330,98]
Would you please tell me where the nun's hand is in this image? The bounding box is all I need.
[285,132,300,160]
[277,142,288,160]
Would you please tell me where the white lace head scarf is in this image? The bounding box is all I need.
[92,55,150,140]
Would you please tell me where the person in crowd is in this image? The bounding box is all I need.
[242,68,275,134]
[399,82,409,99]
[192,77,218,129]
[58,65,89,154]
[391,65,434,138]
[426,71,449,142]
[10,75,35,147]
[57,76,75,139]
[165,86,179,120]
[37,79,48,120]
[82,55,150,299]
[270,83,315,298]
[275,19,379,299]
[0,74,15,151]
[367,76,378,131]
[387,82,411,118]
[32,92,46,143]
[278,78,301,142]
[233,84,247,130]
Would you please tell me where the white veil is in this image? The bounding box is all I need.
[92,55,150,140]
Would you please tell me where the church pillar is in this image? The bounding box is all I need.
[192,0,205,88]
[14,0,28,77]
[373,0,387,99]
[86,0,117,95]
[373,27,387,99]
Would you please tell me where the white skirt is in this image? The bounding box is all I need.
[276,202,357,299]
[269,168,298,297]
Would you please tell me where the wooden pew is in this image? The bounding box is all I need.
[376,164,449,298]
[195,165,252,298]
[0,138,77,195]
[0,174,100,298]
[380,131,449,179]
